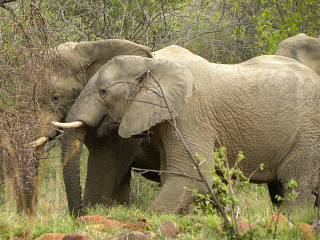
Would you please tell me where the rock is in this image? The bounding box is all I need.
[299,222,316,240]
[35,233,65,240]
[84,224,104,231]
[122,218,153,231]
[266,213,293,228]
[101,219,123,231]
[75,215,109,226]
[108,231,148,240]
[236,221,257,233]
[143,231,158,238]
[62,233,92,240]
[158,221,179,239]
[75,215,122,231]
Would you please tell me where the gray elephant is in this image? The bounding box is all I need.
[15,39,161,214]
[53,45,211,216]
[57,52,320,214]
[275,33,320,76]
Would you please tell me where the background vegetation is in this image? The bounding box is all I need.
[0,0,320,239]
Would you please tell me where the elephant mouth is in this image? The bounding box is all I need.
[52,115,120,138]
[96,116,119,138]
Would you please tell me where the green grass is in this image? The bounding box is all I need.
[0,143,318,239]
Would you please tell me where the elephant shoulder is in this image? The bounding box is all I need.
[152,45,207,61]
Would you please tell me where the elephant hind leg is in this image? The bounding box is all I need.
[276,135,320,214]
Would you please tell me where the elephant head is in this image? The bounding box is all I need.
[275,33,320,76]
[14,39,153,214]
[17,39,153,142]
[57,56,195,215]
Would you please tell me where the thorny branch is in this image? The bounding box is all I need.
[132,167,203,182]
[0,0,33,46]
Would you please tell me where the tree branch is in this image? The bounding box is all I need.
[132,167,203,182]
[1,1,32,46]
[0,0,16,5]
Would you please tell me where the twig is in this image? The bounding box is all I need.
[131,167,203,182]
[0,1,33,46]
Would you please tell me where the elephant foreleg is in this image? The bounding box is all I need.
[112,169,131,204]
[83,131,140,208]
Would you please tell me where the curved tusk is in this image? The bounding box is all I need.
[52,121,85,128]
[31,136,48,147]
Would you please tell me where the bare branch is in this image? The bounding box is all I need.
[0,0,16,5]
[132,167,202,182]
[1,4,32,46]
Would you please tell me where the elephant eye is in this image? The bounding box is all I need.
[99,88,107,97]
[52,95,61,103]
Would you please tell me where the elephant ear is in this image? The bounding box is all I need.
[71,39,153,78]
[56,39,153,83]
[119,58,194,138]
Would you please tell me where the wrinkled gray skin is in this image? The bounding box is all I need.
[16,39,160,215]
[63,52,320,214]
[275,33,320,76]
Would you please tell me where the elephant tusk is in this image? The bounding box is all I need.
[52,121,85,128]
[31,136,48,147]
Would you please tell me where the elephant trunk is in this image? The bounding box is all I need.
[61,126,87,217]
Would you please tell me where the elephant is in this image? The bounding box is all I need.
[57,52,320,215]
[275,33,320,76]
[15,39,161,214]
[53,45,213,216]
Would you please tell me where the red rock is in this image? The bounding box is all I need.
[122,218,153,231]
[35,233,65,240]
[62,233,92,240]
[299,222,316,240]
[101,219,123,231]
[266,213,293,228]
[108,232,148,240]
[75,215,109,226]
[75,215,122,231]
[158,221,179,239]
[236,221,257,233]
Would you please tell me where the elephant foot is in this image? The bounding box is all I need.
[148,176,206,214]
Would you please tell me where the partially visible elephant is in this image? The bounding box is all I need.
[15,39,161,214]
[58,53,320,214]
[275,33,320,75]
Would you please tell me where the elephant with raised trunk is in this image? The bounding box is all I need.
[58,52,320,214]
[275,33,320,76]
[15,39,161,214]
